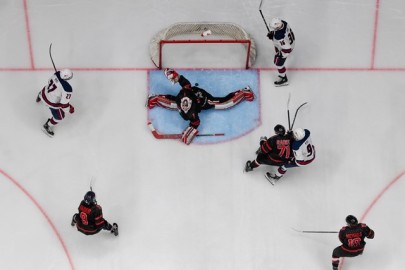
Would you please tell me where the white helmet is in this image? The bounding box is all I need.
[293,128,305,141]
[60,69,73,80]
[269,17,283,31]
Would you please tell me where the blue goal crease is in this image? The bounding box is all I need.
[147,69,260,144]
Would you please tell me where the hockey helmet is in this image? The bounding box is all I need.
[84,191,97,205]
[269,17,283,31]
[60,69,73,80]
[345,215,358,226]
[274,124,286,135]
[293,128,305,141]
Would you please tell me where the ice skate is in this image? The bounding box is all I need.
[244,161,253,172]
[242,86,254,101]
[332,267,338,270]
[265,172,281,185]
[42,120,54,137]
[111,223,119,236]
[274,75,288,87]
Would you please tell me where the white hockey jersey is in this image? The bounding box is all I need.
[40,72,72,110]
[273,20,295,57]
[292,129,315,166]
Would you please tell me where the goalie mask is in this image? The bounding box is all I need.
[269,17,283,31]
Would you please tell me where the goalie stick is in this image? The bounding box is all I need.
[147,122,224,139]
[291,227,338,234]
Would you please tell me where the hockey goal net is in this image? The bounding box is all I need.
[149,22,257,69]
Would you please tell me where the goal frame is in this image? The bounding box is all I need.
[150,22,257,69]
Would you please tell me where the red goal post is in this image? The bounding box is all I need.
[149,22,257,69]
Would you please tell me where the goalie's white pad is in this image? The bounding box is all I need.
[211,87,254,110]
[164,68,179,85]
[181,126,199,145]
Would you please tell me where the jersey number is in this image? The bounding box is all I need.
[47,79,57,93]
[80,212,89,225]
[306,144,314,157]
[348,238,361,248]
[288,31,295,45]
[278,144,291,158]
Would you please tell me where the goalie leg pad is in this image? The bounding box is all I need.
[212,87,254,110]
[182,126,199,145]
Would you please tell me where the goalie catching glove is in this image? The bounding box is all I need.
[181,126,199,145]
[164,68,179,85]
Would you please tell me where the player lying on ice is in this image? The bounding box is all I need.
[244,125,315,185]
[147,68,255,145]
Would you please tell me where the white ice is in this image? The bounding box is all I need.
[0,0,405,270]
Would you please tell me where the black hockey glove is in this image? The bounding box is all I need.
[267,31,274,40]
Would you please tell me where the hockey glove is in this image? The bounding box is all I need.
[69,104,75,114]
[182,126,199,145]
[164,68,179,85]
[267,31,274,40]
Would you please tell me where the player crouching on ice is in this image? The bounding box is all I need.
[245,126,315,185]
[147,68,254,145]
[71,190,118,236]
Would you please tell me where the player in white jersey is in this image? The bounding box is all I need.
[265,128,315,185]
[266,18,295,87]
[36,69,74,137]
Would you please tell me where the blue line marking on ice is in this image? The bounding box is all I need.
[148,70,260,144]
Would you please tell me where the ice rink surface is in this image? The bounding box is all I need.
[1,0,405,269]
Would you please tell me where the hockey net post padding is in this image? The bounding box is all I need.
[149,22,257,69]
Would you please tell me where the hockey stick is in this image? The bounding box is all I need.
[147,122,225,139]
[290,102,308,130]
[291,227,338,234]
[90,177,95,191]
[287,93,291,130]
[259,0,271,33]
[49,43,57,72]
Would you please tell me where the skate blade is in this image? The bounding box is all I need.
[41,127,54,137]
[264,174,276,185]
[274,82,289,87]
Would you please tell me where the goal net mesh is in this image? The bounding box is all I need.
[150,22,257,69]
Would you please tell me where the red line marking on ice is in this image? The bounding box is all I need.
[1,67,405,72]
[22,0,35,69]
[0,169,75,270]
[361,170,405,221]
[339,170,405,270]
